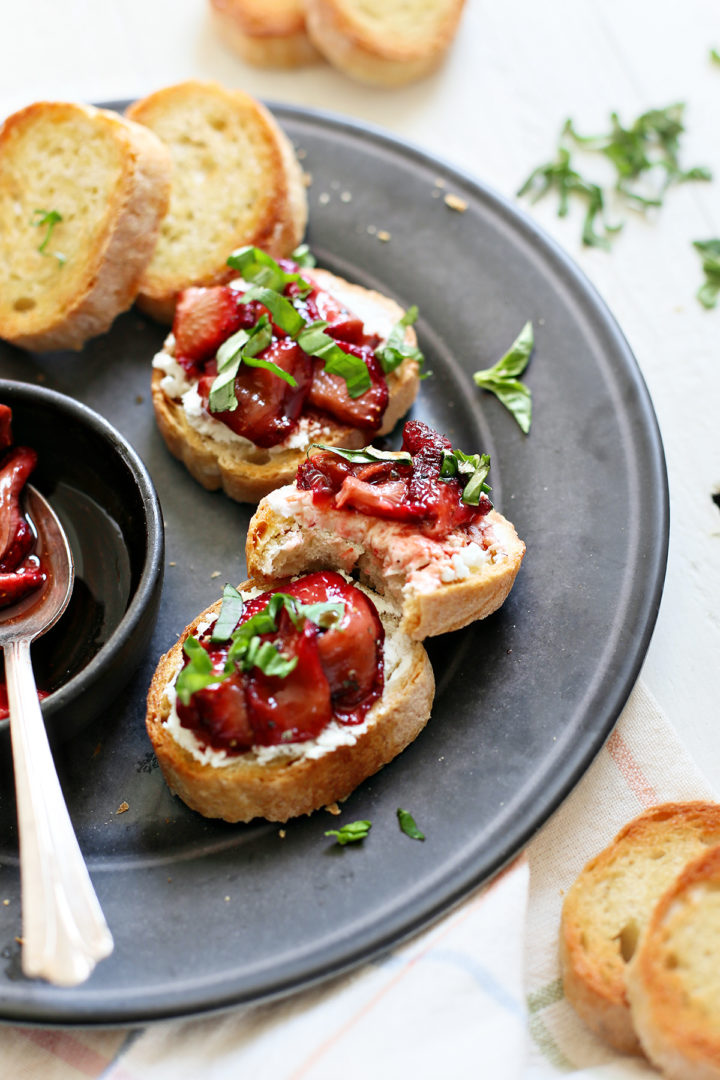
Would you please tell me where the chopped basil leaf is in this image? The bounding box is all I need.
[209,316,295,414]
[296,320,372,398]
[243,637,298,678]
[376,305,426,374]
[290,243,317,268]
[325,820,372,845]
[440,449,492,505]
[227,245,312,296]
[693,239,720,309]
[225,249,373,398]
[473,321,533,434]
[712,48,720,66]
[397,808,425,841]
[32,208,66,264]
[211,584,245,642]
[308,443,413,467]
[239,284,307,337]
[175,636,219,705]
[519,104,711,249]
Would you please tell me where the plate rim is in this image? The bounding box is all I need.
[0,99,669,1025]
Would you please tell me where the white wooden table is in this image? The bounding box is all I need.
[1,2,717,814]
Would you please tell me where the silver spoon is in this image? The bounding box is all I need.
[0,485,113,985]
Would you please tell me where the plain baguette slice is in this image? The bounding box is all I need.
[209,0,321,67]
[626,844,720,1079]
[146,579,434,823]
[246,485,525,640]
[560,802,720,1055]
[151,266,421,502]
[0,101,171,352]
[303,0,466,86]
[126,81,308,323]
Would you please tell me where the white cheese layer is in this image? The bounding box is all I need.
[161,582,407,769]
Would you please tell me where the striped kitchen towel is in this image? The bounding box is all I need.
[1,679,714,1079]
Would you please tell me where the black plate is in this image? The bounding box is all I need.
[0,103,667,1025]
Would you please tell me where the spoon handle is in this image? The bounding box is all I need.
[5,636,114,986]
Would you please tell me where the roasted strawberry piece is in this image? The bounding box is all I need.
[0,563,47,607]
[287,571,384,709]
[0,446,38,572]
[296,421,491,539]
[306,345,388,429]
[245,620,333,745]
[172,287,247,370]
[198,338,313,448]
[177,671,255,753]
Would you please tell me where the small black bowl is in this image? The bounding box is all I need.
[0,379,164,741]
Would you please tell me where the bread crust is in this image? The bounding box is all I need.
[246,493,525,640]
[146,579,435,822]
[561,802,720,1055]
[304,0,466,86]
[209,0,321,67]
[151,267,421,501]
[626,844,720,1079]
[126,81,308,323]
[0,101,171,352]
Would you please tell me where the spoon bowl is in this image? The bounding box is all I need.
[2,485,113,986]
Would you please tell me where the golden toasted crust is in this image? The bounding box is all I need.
[626,844,720,1079]
[246,492,525,640]
[561,802,720,1055]
[209,0,321,67]
[303,0,466,86]
[151,267,421,502]
[0,101,171,352]
[126,81,307,322]
[146,579,435,822]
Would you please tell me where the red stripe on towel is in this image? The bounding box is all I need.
[606,729,658,807]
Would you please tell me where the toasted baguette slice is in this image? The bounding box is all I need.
[151,266,421,502]
[560,802,720,1055]
[126,81,307,322]
[626,844,720,1079]
[0,101,171,352]
[146,578,434,822]
[209,0,321,67]
[246,484,524,641]
[303,0,466,87]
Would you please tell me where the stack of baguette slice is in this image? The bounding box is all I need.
[0,81,308,351]
[561,801,720,1076]
[209,0,467,86]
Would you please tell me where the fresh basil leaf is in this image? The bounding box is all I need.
[308,443,413,467]
[175,636,217,705]
[209,328,251,412]
[712,48,720,65]
[211,584,245,642]
[397,808,425,841]
[296,320,372,398]
[376,305,426,374]
[290,243,317,268]
[240,284,307,337]
[473,322,533,434]
[325,820,372,845]
[209,317,295,414]
[227,245,312,296]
